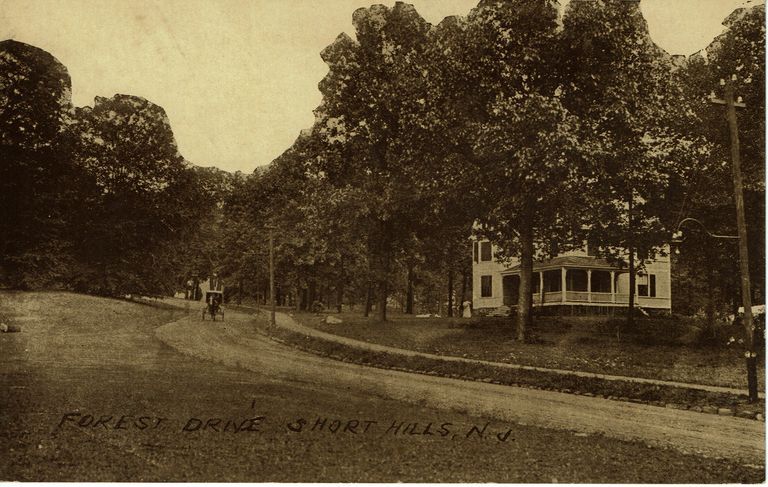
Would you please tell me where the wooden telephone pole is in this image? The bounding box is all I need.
[267,225,276,327]
[710,75,758,402]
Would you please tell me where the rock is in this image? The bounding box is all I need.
[690,406,703,413]
[756,413,764,422]
[702,406,718,414]
[718,408,734,416]
[0,323,7,333]
[737,410,755,419]
[324,315,343,324]
[582,392,595,397]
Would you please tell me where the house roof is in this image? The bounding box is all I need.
[501,255,624,275]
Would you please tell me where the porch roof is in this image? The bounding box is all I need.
[501,255,623,275]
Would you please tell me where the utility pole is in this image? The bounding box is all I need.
[267,224,276,327]
[710,75,758,403]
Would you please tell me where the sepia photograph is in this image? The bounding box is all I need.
[0,0,765,482]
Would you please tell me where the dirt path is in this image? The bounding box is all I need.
[156,307,765,466]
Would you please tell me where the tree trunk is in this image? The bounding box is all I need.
[447,268,455,318]
[374,220,392,322]
[706,267,716,337]
[627,194,635,327]
[517,217,534,342]
[336,259,345,314]
[460,268,469,308]
[377,277,388,322]
[364,280,373,317]
[405,264,415,314]
[308,279,316,308]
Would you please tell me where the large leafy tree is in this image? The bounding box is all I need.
[71,95,202,296]
[0,40,82,288]
[675,4,765,314]
[313,3,435,321]
[559,0,703,325]
[431,0,593,340]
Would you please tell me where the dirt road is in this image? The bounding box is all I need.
[1,292,763,481]
[157,305,766,466]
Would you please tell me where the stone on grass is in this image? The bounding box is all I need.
[756,413,764,422]
[737,410,755,419]
[717,407,734,416]
[702,406,718,414]
[324,315,343,325]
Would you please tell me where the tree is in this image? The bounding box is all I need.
[0,40,81,288]
[677,4,765,311]
[560,0,703,325]
[430,0,593,340]
[71,95,202,296]
[313,3,435,321]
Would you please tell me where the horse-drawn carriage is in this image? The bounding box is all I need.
[202,290,224,321]
[198,274,224,321]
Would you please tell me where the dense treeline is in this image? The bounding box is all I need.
[215,1,764,335]
[1,1,764,337]
[0,40,216,296]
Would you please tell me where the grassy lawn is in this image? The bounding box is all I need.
[296,310,765,391]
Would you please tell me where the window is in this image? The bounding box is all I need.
[480,242,492,262]
[473,242,479,263]
[549,240,559,256]
[481,275,493,297]
[638,274,656,297]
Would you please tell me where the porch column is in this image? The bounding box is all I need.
[561,267,567,303]
[539,271,544,304]
[610,271,616,303]
[587,269,592,303]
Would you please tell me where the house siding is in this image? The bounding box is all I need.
[472,241,673,313]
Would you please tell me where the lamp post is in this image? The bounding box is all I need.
[265,224,277,327]
[709,75,758,403]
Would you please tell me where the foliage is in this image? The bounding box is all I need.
[0,40,81,288]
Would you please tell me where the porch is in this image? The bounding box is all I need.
[502,256,631,307]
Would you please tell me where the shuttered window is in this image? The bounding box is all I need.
[480,242,492,262]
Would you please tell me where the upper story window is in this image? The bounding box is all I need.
[480,241,492,262]
[473,242,479,263]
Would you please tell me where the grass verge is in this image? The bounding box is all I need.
[253,314,765,421]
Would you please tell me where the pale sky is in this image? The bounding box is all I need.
[0,0,757,172]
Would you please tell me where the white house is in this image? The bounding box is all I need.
[472,240,672,315]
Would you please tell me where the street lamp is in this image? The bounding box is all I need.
[709,75,758,403]
[672,217,739,245]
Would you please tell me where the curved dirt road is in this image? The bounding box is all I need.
[157,306,765,466]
